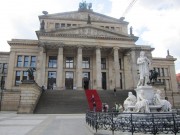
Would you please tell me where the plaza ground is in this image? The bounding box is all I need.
[0,111,179,135]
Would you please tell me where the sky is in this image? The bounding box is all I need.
[0,0,180,73]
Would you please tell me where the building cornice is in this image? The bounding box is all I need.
[7,39,38,46]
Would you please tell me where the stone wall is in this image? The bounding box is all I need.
[1,90,20,111]
[18,81,42,113]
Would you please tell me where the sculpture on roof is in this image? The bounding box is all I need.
[79,1,92,10]
[87,14,91,24]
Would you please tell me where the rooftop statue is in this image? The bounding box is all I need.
[137,51,151,87]
[79,1,92,10]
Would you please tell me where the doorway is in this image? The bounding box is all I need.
[102,72,107,90]
[65,72,74,89]
[83,72,90,90]
[48,71,56,89]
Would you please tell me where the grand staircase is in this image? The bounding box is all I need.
[34,89,135,114]
[34,90,88,114]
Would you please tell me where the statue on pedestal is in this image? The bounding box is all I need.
[123,92,137,112]
[137,51,151,87]
[153,89,172,112]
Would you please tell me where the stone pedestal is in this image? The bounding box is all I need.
[135,86,155,105]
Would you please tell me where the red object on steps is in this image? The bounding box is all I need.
[85,89,102,112]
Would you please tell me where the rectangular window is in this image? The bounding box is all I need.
[67,24,71,27]
[48,56,57,68]
[0,63,2,73]
[101,58,106,69]
[161,68,164,76]
[15,71,21,86]
[72,24,77,26]
[55,23,60,29]
[119,58,122,69]
[17,56,22,67]
[61,23,65,27]
[2,63,7,74]
[23,71,28,80]
[24,56,29,67]
[66,57,74,68]
[105,26,109,29]
[157,68,160,76]
[111,27,114,30]
[30,56,36,67]
[48,71,57,89]
[82,57,90,69]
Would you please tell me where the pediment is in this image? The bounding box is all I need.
[39,11,128,24]
[47,26,130,39]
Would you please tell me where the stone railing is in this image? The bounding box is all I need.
[18,81,42,113]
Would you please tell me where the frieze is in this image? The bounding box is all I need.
[45,12,121,23]
[56,27,122,38]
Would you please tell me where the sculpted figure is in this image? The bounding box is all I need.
[153,89,172,112]
[123,92,137,112]
[134,90,150,113]
[137,51,151,87]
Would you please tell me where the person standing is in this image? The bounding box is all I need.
[114,88,116,96]
[93,101,96,112]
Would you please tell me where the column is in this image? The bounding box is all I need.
[76,46,83,90]
[57,47,63,90]
[130,49,138,88]
[36,47,46,87]
[5,51,16,89]
[113,47,120,89]
[96,47,102,90]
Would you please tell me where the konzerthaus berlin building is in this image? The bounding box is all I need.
[0,4,179,106]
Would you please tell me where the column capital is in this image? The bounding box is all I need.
[96,46,102,50]
[113,46,119,50]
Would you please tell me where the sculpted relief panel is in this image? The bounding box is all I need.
[58,28,120,38]
[53,12,119,23]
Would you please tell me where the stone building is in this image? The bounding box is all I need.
[0,3,179,107]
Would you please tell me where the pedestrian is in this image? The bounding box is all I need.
[93,101,96,112]
[91,94,95,102]
[41,85,45,92]
[114,88,116,96]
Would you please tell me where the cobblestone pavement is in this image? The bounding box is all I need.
[0,111,179,135]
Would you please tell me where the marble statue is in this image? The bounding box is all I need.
[137,51,151,87]
[134,90,150,113]
[153,89,172,112]
[123,92,137,112]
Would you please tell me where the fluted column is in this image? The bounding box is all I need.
[57,47,63,90]
[36,47,46,87]
[113,47,120,89]
[96,47,102,90]
[76,46,83,90]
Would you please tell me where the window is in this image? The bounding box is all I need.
[66,57,74,68]
[82,57,90,69]
[157,68,160,76]
[48,71,57,89]
[48,56,57,68]
[101,58,106,69]
[119,58,122,69]
[17,56,22,67]
[24,56,29,67]
[105,26,109,29]
[111,27,114,30]
[72,24,77,26]
[23,71,28,80]
[48,71,56,79]
[30,56,36,67]
[67,24,71,27]
[61,23,65,27]
[161,68,165,76]
[55,23,60,29]
[15,71,21,86]
[2,63,7,74]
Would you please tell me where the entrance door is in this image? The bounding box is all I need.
[65,72,74,89]
[102,72,107,90]
[83,72,90,90]
[48,71,56,89]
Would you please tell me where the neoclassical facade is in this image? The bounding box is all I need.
[0,5,178,99]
